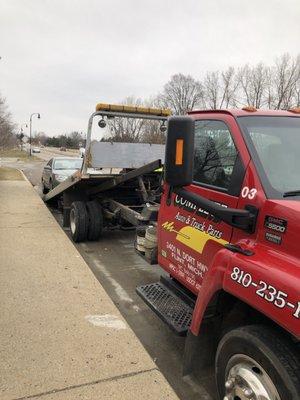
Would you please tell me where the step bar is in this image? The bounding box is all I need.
[136,278,194,336]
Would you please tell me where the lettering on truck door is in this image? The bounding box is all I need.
[159,119,244,294]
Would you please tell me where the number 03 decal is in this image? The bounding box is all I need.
[241,186,257,200]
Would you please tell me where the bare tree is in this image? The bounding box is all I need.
[202,55,300,110]
[220,67,239,108]
[203,71,219,109]
[32,132,48,146]
[203,67,239,109]
[106,96,146,142]
[141,119,166,144]
[238,63,268,108]
[293,78,300,107]
[270,54,300,109]
[68,131,84,148]
[0,94,16,149]
[157,73,204,115]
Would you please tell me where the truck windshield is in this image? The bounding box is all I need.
[54,159,83,170]
[238,116,300,198]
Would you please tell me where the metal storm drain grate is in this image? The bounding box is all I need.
[136,282,193,335]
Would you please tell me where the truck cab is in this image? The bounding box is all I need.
[137,108,300,400]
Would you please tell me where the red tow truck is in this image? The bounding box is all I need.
[137,108,300,399]
[45,104,300,399]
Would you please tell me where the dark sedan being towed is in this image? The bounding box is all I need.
[42,157,83,193]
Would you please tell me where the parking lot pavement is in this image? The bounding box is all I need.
[0,177,179,400]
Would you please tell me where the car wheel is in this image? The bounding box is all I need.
[48,179,53,191]
[70,201,88,243]
[42,182,49,194]
[86,200,103,241]
[42,180,48,194]
[215,325,300,400]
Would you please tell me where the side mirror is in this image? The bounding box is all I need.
[164,116,195,187]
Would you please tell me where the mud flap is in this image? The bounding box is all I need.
[183,315,221,378]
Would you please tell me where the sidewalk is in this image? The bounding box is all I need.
[0,173,179,400]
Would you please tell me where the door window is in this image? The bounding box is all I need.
[193,120,238,190]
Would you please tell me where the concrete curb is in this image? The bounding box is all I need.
[0,178,179,400]
[18,168,30,182]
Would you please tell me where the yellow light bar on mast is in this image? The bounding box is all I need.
[96,103,171,117]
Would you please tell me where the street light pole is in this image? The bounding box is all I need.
[29,113,40,156]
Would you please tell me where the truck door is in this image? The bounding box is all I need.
[158,118,245,294]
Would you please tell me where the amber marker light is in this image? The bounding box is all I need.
[242,106,257,112]
[175,139,184,165]
[288,107,300,114]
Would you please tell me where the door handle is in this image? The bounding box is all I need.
[224,244,254,256]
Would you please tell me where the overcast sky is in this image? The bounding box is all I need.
[0,0,299,137]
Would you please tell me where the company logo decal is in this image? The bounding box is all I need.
[162,219,227,254]
[173,194,220,222]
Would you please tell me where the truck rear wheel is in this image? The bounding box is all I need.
[70,201,88,243]
[86,200,103,241]
[215,325,300,400]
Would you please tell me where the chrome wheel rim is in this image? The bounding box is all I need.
[223,354,281,400]
[70,209,76,235]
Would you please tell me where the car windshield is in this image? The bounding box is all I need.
[53,159,82,170]
[238,116,300,197]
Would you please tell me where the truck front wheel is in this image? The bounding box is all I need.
[70,201,88,243]
[215,325,300,400]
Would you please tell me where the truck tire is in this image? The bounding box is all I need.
[70,201,88,243]
[86,200,103,241]
[215,325,300,400]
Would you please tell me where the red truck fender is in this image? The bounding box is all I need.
[190,244,300,340]
[224,244,300,339]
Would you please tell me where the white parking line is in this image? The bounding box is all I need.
[85,314,127,330]
[92,257,141,312]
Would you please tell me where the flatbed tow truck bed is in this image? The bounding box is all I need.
[43,159,161,204]
[43,104,170,239]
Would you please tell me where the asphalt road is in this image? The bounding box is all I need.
[12,153,215,400]
[37,146,78,160]
[33,146,78,161]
